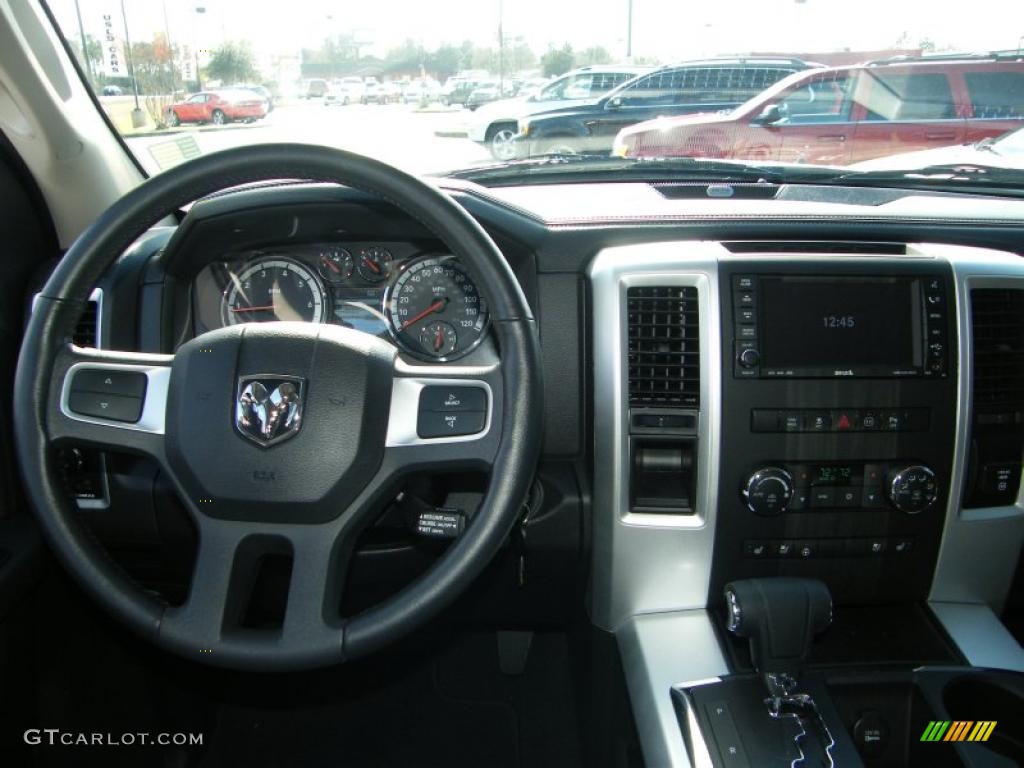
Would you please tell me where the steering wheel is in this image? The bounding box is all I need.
[14,144,542,671]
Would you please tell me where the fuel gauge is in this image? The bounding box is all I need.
[356,246,393,283]
[317,248,354,284]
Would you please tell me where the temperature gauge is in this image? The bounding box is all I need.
[419,321,458,357]
[356,246,393,283]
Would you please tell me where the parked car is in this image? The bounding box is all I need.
[441,79,486,106]
[362,78,399,104]
[325,77,366,106]
[467,65,650,160]
[853,125,1024,171]
[304,78,328,98]
[613,52,1024,166]
[514,58,818,158]
[465,82,503,111]
[402,77,442,104]
[233,83,273,111]
[100,84,122,96]
[165,89,268,126]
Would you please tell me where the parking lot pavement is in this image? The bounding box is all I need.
[125,101,492,177]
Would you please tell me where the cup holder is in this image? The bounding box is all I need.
[942,673,1024,763]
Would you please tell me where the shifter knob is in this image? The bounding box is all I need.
[724,577,832,678]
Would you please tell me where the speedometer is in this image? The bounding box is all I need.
[385,256,489,360]
[221,257,326,326]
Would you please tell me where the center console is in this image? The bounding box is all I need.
[589,241,1024,768]
[712,260,959,606]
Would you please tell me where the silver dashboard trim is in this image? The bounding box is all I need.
[928,601,1024,671]
[589,242,723,630]
[928,247,1024,610]
[618,610,730,768]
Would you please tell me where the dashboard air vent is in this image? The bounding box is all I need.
[721,241,906,255]
[627,286,700,407]
[971,288,1024,408]
[73,298,99,348]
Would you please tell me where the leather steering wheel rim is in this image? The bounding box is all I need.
[14,144,543,670]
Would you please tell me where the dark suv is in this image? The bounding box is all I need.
[512,57,819,157]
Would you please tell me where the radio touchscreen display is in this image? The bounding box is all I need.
[759,276,924,377]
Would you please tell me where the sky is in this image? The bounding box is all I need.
[49,0,1024,66]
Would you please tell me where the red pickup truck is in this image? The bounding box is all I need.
[613,53,1024,166]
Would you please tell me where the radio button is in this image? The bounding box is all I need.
[808,412,831,432]
[737,325,757,339]
[810,487,836,508]
[734,290,756,308]
[737,348,760,368]
[735,307,756,325]
[782,412,803,432]
[733,275,756,290]
[835,488,859,508]
[750,410,779,432]
[862,487,884,508]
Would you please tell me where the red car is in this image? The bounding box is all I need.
[165,89,268,127]
[614,52,1024,166]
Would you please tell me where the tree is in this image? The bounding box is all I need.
[205,41,257,85]
[577,46,612,66]
[506,40,537,73]
[301,34,361,78]
[74,34,102,79]
[427,44,464,82]
[129,34,181,128]
[541,44,574,77]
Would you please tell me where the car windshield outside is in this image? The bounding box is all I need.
[45,0,1024,187]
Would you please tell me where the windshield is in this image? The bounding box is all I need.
[45,0,1024,186]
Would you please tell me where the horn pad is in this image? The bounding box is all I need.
[164,322,396,523]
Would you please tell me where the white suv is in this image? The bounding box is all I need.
[467,65,651,160]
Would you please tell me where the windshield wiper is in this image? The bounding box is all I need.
[444,155,833,186]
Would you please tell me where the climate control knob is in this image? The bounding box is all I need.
[888,465,939,514]
[743,467,794,516]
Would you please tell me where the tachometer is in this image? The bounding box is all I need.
[385,256,489,360]
[221,257,326,326]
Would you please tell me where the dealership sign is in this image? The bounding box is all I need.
[99,7,126,77]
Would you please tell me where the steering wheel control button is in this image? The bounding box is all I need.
[417,409,486,439]
[418,385,487,413]
[68,391,144,423]
[71,369,148,399]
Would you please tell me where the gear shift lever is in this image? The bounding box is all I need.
[723,577,832,681]
[724,578,835,765]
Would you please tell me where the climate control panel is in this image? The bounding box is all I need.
[742,461,939,516]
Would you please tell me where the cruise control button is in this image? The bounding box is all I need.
[416,409,486,438]
[67,391,143,423]
[418,385,487,413]
[71,369,147,398]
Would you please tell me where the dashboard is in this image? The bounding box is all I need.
[192,242,490,361]
[43,177,1024,768]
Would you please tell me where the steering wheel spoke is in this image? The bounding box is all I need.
[159,516,356,669]
[47,343,174,462]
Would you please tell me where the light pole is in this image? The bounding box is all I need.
[498,0,505,95]
[626,0,633,59]
[194,6,206,91]
[72,0,94,85]
[120,0,146,127]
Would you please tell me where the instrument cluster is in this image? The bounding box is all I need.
[192,242,490,361]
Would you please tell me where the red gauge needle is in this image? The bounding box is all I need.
[434,326,444,351]
[321,256,340,273]
[402,299,446,330]
[230,305,276,313]
[362,256,381,274]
